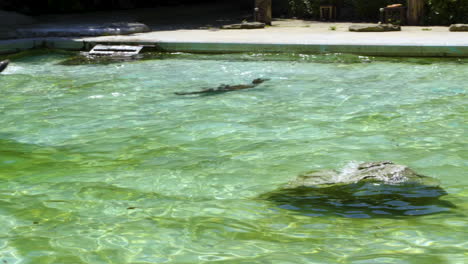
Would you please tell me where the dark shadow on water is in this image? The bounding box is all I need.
[55,51,468,67]
[3,48,462,67]
[260,182,456,219]
[58,54,145,65]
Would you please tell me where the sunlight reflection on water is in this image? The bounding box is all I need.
[0,52,466,263]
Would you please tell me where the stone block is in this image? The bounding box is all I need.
[0,10,35,26]
[0,27,18,40]
[16,22,151,38]
[255,0,272,25]
[349,24,401,32]
[221,22,265,30]
[449,24,468,32]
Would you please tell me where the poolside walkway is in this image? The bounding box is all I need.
[2,5,468,57]
[80,21,468,57]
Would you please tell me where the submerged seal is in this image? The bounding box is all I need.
[260,161,454,218]
[175,78,269,96]
[0,60,10,73]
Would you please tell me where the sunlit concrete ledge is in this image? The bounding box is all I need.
[139,42,468,57]
[2,33,468,57]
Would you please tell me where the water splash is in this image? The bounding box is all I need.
[333,161,362,183]
[375,166,409,184]
[332,161,410,184]
[1,65,23,74]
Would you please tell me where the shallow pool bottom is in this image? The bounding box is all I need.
[0,52,466,264]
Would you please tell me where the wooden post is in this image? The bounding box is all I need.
[254,0,272,25]
[407,0,424,25]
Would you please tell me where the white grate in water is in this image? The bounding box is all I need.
[89,45,143,56]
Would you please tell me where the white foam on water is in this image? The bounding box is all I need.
[332,161,362,183]
[375,166,408,184]
[334,161,411,184]
[1,65,24,74]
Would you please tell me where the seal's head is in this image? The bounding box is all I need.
[0,59,10,73]
[252,78,269,85]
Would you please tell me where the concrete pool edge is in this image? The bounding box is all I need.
[2,38,468,57]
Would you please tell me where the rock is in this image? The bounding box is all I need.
[260,161,453,218]
[349,24,401,32]
[59,54,143,66]
[221,22,265,30]
[16,22,150,38]
[287,161,427,188]
[0,10,36,39]
[255,0,272,25]
[0,10,36,26]
[0,28,18,39]
[449,24,468,32]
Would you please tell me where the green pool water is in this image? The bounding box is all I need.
[0,51,467,264]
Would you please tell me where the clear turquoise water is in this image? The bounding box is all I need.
[0,52,467,264]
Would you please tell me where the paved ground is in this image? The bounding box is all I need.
[78,19,468,57]
[82,20,467,46]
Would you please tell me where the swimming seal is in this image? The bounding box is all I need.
[175,78,269,96]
